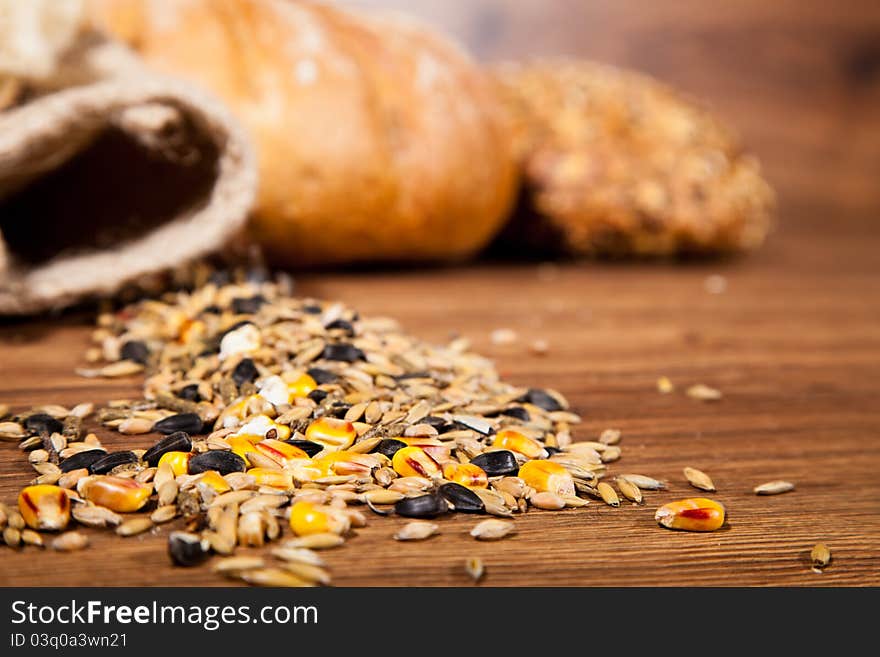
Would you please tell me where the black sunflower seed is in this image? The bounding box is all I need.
[59,449,107,473]
[232,358,259,386]
[499,406,531,422]
[324,319,354,335]
[231,295,267,315]
[371,439,407,459]
[322,343,365,362]
[177,384,201,402]
[284,440,323,458]
[470,450,519,476]
[154,413,204,435]
[89,450,138,474]
[142,431,192,466]
[522,388,563,412]
[120,340,150,365]
[23,413,63,436]
[302,304,322,315]
[188,450,246,475]
[306,368,337,384]
[307,389,329,403]
[202,304,222,315]
[422,416,450,429]
[394,494,448,518]
[438,483,485,513]
[168,531,210,567]
[327,403,351,419]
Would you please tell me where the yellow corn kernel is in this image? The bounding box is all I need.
[312,451,377,477]
[655,498,725,532]
[287,373,317,400]
[442,462,488,489]
[227,436,256,465]
[220,394,267,422]
[305,418,357,451]
[18,485,70,531]
[392,446,442,479]
[401,437,451,464]
[157,451,192,476]
[288,501,349,536]
[288,461,324,484]
[518,460,575,497]
[178,318,206,344]
[247,468,294,490]
[254,439,309,466]
[197,471,232,493]
[493,429,547,459]
[78,476,152,513]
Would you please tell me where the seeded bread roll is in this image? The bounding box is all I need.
[492,59,775,257]
[87,0,518,267]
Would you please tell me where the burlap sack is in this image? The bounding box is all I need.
[0,33,257,314]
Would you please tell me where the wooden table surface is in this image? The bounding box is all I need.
[1,0,879,586]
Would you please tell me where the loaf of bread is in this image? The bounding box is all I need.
[87,0,518,267]
[492,59,775,257]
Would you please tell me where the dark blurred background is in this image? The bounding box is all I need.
[344,0,880,237]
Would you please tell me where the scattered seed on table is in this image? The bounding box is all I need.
[619,474,665,490]
[117,517,154,537]
[465,556,485,582]
[754,481,795,496]
[168,531,210,567]
[470,519,515,541]
[597,482,620,507]
[684,467,716,492]
[599,429,621,445]
[810,543,831,570]
[52,531,89,551]
[271,547,325,568]
[686,384,722,401]
[240,568,313,588]
[655,498,726,532]
[150,505,178,523]
[280,561,331,585]
[529,492,566,510]
[616,477,643,504]
[21,529,44,547]
[490,328,518,345]
[73,504,122,528]
[656,376,675,394]
[529,339,549,356]
[213,556,265,575]
[284,533,345,550]
[394,521,439,541]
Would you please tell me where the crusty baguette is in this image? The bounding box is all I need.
[87,0,518,266]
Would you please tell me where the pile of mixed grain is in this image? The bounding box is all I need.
[0,272,804,585]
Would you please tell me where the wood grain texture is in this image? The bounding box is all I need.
[1,0,879,586]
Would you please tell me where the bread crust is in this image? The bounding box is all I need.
[88,0,518,266]
[493,59,775,257]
